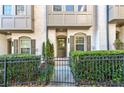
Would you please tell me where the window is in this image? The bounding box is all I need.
[74,33,86,51]
[66,5,74,12]
[78,5,87,12]
[16,5,25,15]
[75,36,84,51]
[20,37,31,54]
[57,38,65,48]
[3,5,12,15]
[53,5,62,11]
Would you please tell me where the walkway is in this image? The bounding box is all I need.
[47,58,75,87]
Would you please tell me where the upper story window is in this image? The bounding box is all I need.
[78,5,87,12]
[3,5,12,15]
[53,5,62,11]
[16,5,25,15]
[66,5,74,12]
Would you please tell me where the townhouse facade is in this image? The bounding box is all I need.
[0,5,124,57]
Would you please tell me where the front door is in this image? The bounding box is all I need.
[57,38,66,57]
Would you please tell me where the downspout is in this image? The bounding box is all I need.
[94,5,98,50]
[46,5,48,41]
[43,5,48,59]
[106,5,109,50]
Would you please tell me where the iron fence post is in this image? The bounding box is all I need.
[75,56,80,86]
[4,57,7,87]
[123,56,124,83]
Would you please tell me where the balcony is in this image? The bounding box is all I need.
[0,5,34,33]
[47,6,93,28]
[109,5,124,25]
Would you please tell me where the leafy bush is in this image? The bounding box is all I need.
[114,39,123,50]
[70,50,124,85]
[0,54,41,86]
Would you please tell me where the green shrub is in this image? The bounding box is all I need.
[41,39,54,84]
[42,42,45,58]
[114,39,123,50]
[70,50,124,85]
[0,54,41,86]
[45,39,54,57]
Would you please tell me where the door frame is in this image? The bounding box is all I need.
[57,35,67,57]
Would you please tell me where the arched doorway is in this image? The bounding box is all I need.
[57,35,67,57]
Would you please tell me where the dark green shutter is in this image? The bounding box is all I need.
[70,36,74,52]
[31,39,36,54]
[14,39,18,54]
[87,35,91,51]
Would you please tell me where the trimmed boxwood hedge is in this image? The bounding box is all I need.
[70,50,124,85]
[71,50,124,57]
[0,54,41,86]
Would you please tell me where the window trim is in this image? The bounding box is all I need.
[3,5,12,16]
[53,5,62,12]
[19,36,31,54]
[78,5,87,12]
[15,5,26,15]
[74,33,87,51]
[65,5,74,12]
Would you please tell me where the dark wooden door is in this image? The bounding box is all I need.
[57,38,66,57]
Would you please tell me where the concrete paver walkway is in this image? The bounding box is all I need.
[47,58,75,87]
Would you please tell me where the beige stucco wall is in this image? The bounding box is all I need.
[0,34,7,55]
[119,25,124,43]
[9,5,47,55]
[109,23,116,50]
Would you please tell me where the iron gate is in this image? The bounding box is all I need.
[43,57,76,86]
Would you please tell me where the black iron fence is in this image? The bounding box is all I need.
[1,54,124,87]
[71,55,124,86]
[0,59,5,86]
[0,56,56,87]
[0,56,43,87]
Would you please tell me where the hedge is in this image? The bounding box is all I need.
[0,54,41,86]
[70,50,124,86]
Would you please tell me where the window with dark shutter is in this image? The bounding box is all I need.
[70,36,74,52]
[87,35,91,51]
[14,39,18,54]
[19,37,31,54]
[31,39,36,54]
[74,33,87,51]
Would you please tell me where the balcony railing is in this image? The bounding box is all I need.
[109,5,124,23]
[47,12,92,27]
